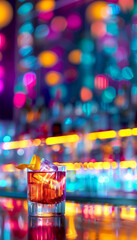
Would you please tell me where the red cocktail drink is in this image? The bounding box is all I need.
[28,171,66,204]
[27,164,66,216]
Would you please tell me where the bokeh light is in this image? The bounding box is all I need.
[13,92,26,109]
[38,11,54,21]
[36,0,55,12]
[23,72,36,88]
[118,0,134,11]
[91,21,106,38]
[0,1,13,28]
[80,87,93,102]
[19,22,34,34]
[18,2,33,15]
[80,39,94,52]
[0,80,4,93]
[38,51,58,67]
[68,50,81,64]
[51,16,67,32]
[65,67,78,83]
[95,75,109,90]
[45,71,62,86]
[83,76,94,89]
[0,66,4,78]
[19,56,37,70]
[86,1,110,22]
[81,53,96,65]
[107,22,119,36]
[108,3,120,15]
[102,87,116,103]
[19,46,33,57]
[67,13,82,30]
[0,34,6,50]
[35,24,49,38]
[18,33,33,48]
[122,67,134,80]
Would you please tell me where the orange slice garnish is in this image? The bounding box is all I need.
[15,155,41,170]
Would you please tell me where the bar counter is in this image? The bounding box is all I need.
[0,197,137,239]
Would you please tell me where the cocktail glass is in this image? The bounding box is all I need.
[27,165,66,216]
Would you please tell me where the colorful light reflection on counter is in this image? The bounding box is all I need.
[1,198,137,222]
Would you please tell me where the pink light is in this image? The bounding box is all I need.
[39,11,53,21]
[23,72,36,88]
[0,66,5,78]
[0,34,6,50]
[67,13,82,30]
[0,80,4,93]
[13,92,26,109]
[95,75,108,90]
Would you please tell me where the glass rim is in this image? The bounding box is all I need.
[27,164,66,172]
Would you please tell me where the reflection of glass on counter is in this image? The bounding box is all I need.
[28,216,66,240]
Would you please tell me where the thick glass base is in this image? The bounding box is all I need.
[28,200,65,217]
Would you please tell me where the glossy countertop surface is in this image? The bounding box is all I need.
[0,197,137,240]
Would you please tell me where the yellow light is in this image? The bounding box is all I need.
[103,162,110,169]
[129,161,136,169]
[103,206,110,217]
[65,202,77,216]
[118,129,132,137]
[2,164,14,172]
[26,111,34,123]
[2,140,33,150]
[120,161,128,169]
[120,207,136,221]
[98,130,117,139]
[68,50,82,65]
[36,0,55,12]
[111,162,118,169]
[23,200,28,211]
[66,216,78,239]
[86,1,110,22]
[94,205,102,216]
[132,128,137,136]
[33,139,41,147]
[87,162,93,169]
[45,71,62,86]
[74,162,81,170]
[87,132,98,140]
[38,51,58,67]
[94,162,103,170]
[45,134,79,145]
[0,1,13,28]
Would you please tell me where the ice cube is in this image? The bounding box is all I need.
[33,172,55,183]
[40,159,58,172]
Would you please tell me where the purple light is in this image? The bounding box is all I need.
[0,79,4,93]
[47,27,60,40]
[23,72,36,88]
[67,13,82,30]
[0,66,5,78]
[0,34,6,50]
[51,46,64,58]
